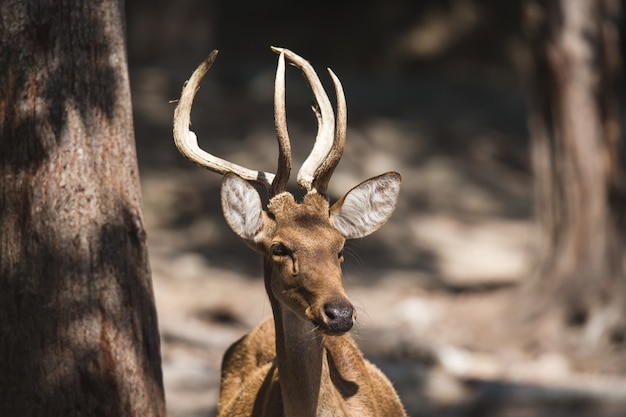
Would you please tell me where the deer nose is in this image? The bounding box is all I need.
[322,300,355,334]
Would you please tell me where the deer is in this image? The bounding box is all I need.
[173,47,407,417]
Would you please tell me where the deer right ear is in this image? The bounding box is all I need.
[330,172,401,239]
[221,173,265,241]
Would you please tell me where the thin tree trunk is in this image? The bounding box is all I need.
[524,0,625,359]
[0,1,165,415]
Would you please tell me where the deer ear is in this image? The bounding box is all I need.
[221,173,265,241]
[330,172,401,239]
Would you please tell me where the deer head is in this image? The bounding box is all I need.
[173,47,401,335]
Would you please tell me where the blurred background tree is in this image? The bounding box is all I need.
[523,0,625,361]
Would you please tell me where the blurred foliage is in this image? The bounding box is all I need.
[126,0,527,77]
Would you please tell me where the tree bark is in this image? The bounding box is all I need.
[524,0,625,357]
[0,1,165,415]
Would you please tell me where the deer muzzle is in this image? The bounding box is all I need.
[321,298,355,335]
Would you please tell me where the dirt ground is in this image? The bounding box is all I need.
[131,59,626,416]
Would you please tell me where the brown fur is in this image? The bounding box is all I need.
[217,319,406,417]
[217,188,407,417]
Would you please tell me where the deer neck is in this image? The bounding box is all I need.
[273,303,323,417]
[264,265,343,417]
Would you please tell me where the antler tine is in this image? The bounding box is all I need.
[173,50,275,190]
[311,68,346,194]
[271,47,336,193]
[270,51,292,197]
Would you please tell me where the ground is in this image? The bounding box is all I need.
[131,62,626,417]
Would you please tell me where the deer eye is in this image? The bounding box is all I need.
[270,243,292,257]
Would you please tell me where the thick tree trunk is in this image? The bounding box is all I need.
[524,0,625,359]
[0,1,165,415]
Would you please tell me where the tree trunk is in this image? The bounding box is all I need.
[0,1,165,415]
[524,0,625,362]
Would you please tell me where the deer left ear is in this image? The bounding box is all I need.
[330,172,401,239]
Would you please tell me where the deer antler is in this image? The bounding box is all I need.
[173,48,346,197]
[271,47,347,195]
[270,51,292,197]
[173,50,281,193]
[314,68,346,193]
